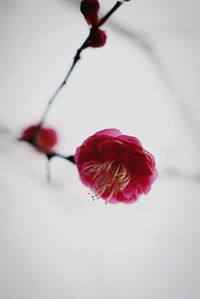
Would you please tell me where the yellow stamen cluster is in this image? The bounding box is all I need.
[82,160,130,200]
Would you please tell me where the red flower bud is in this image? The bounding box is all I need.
[20,125,58,152]
[87,28,107,48]
[84,14,99,26]
[80,0,100,25]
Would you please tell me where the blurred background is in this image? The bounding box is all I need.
[0,0,200,298]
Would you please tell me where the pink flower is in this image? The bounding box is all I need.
[20,125,58,152]
[75,129,157,204]
[80,0,100,25]
[87,28,107,48]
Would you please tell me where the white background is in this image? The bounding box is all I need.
[0,0,200,298]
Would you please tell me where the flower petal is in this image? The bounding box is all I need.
[94,128,122,137]
[97,140,125,160]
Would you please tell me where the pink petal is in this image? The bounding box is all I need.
[97,140,125,160]
[117,135,142,147]
[94,128,122,137]
[75,135,116,166]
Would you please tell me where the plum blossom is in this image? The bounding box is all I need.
[75,129,157,204]
[20,125,58,152]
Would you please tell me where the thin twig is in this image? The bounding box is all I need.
[39,0,127,125]
[98,1,122,27]
[39,39,89,125]
[19,138,75,165]
[46,158,51,184]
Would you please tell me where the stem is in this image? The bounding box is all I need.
[98,1,123,27]
[48,152,75,164]
[39,39,89,125]
[39,0,127,125]
[46,158,51,184]
[19,138,75,165]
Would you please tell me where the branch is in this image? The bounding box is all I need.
[38,0,130,125]
[39,39,89,125]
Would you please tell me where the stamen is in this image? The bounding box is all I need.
[82,160,130,200]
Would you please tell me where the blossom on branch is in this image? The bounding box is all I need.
[80,0,100,25]
[20,125,58,152]
[87,27,107,48]
[75,129,157,204]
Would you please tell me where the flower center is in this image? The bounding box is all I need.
[82,160,130,200]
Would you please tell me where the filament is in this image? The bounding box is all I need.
[82,160,130,200]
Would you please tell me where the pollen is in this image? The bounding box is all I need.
[82,160,131,200]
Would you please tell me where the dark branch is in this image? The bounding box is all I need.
[39,39,89,125]
[98,1,122,27]
[38,1,129,125]
[19,138,76,165]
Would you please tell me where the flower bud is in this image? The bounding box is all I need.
[87,28,107,48]
[80,0,100,25]
[20,125,58,152]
